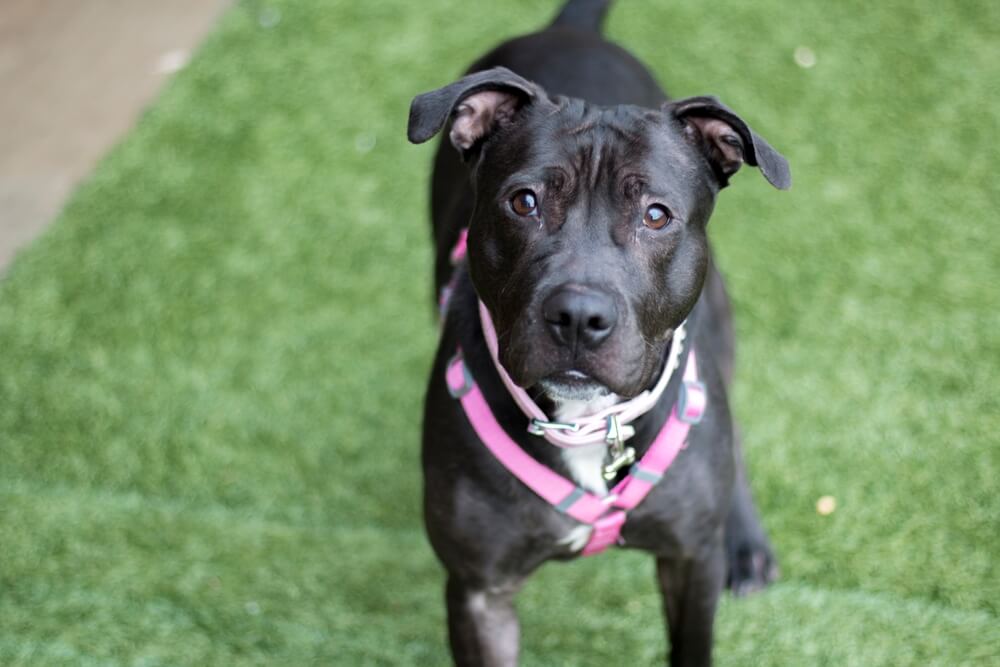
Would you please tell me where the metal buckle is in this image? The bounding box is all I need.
[527,419,581,435]
[602,414,636,481]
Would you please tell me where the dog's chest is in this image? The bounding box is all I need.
[549,395,620,551]
[559,443,608,496]
[551,394,620,496]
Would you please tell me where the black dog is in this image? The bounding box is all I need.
[408,1,790,664]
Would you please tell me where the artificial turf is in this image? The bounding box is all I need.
[1,0,998,664]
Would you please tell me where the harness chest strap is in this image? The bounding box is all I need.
[445,348,706,556]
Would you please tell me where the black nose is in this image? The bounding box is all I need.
[542,285,618,350]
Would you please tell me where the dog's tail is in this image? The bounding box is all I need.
[549,0,611,33]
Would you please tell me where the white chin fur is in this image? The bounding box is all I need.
[537,379,612,404]
[548,390,620,421]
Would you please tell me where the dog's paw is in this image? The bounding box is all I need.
[725,535,779,597]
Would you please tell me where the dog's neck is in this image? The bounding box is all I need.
[544,341,675,496]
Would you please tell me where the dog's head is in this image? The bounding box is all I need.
[409,67,790,400]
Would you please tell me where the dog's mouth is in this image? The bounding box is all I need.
[536,369,613,402]
[499,309,666,400]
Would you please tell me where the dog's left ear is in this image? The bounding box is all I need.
[666,96,791,190]
[408,66,543,153]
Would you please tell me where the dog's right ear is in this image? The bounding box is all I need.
[408,67,541,152]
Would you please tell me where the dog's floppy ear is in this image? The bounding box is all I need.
[666,96,791,190]
[408,66,542,152]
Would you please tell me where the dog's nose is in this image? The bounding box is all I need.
[542,285,617,350]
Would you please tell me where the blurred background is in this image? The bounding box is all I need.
[0,0,230,270]
[0,1,997,665]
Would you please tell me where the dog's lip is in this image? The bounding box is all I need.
[539,369,609,392]
[547,369,595,383]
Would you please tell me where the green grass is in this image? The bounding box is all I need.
[1,0,998,664]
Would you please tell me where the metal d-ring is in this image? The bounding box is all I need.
[602,415,636,480]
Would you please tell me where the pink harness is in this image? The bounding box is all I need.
[441,229,707,555]
[445,332,705,556]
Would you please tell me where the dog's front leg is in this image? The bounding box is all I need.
[445,576,522,667]
[656,542,726,667]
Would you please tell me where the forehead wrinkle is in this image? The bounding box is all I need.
[596,139,628,192]
[564,119,597,136]
[605,124,643,143]
[558,130,645,198]
[554,137,627,218]
[532,104,659,203]
[559,105,647,141]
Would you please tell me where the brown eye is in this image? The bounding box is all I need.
[510,190,538,217]
[643,204,672,230]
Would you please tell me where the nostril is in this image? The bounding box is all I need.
[544,309,573,329]
[586,315,609,331]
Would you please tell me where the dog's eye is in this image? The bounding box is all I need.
[510,190,538,217]
[643,204,672,230]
